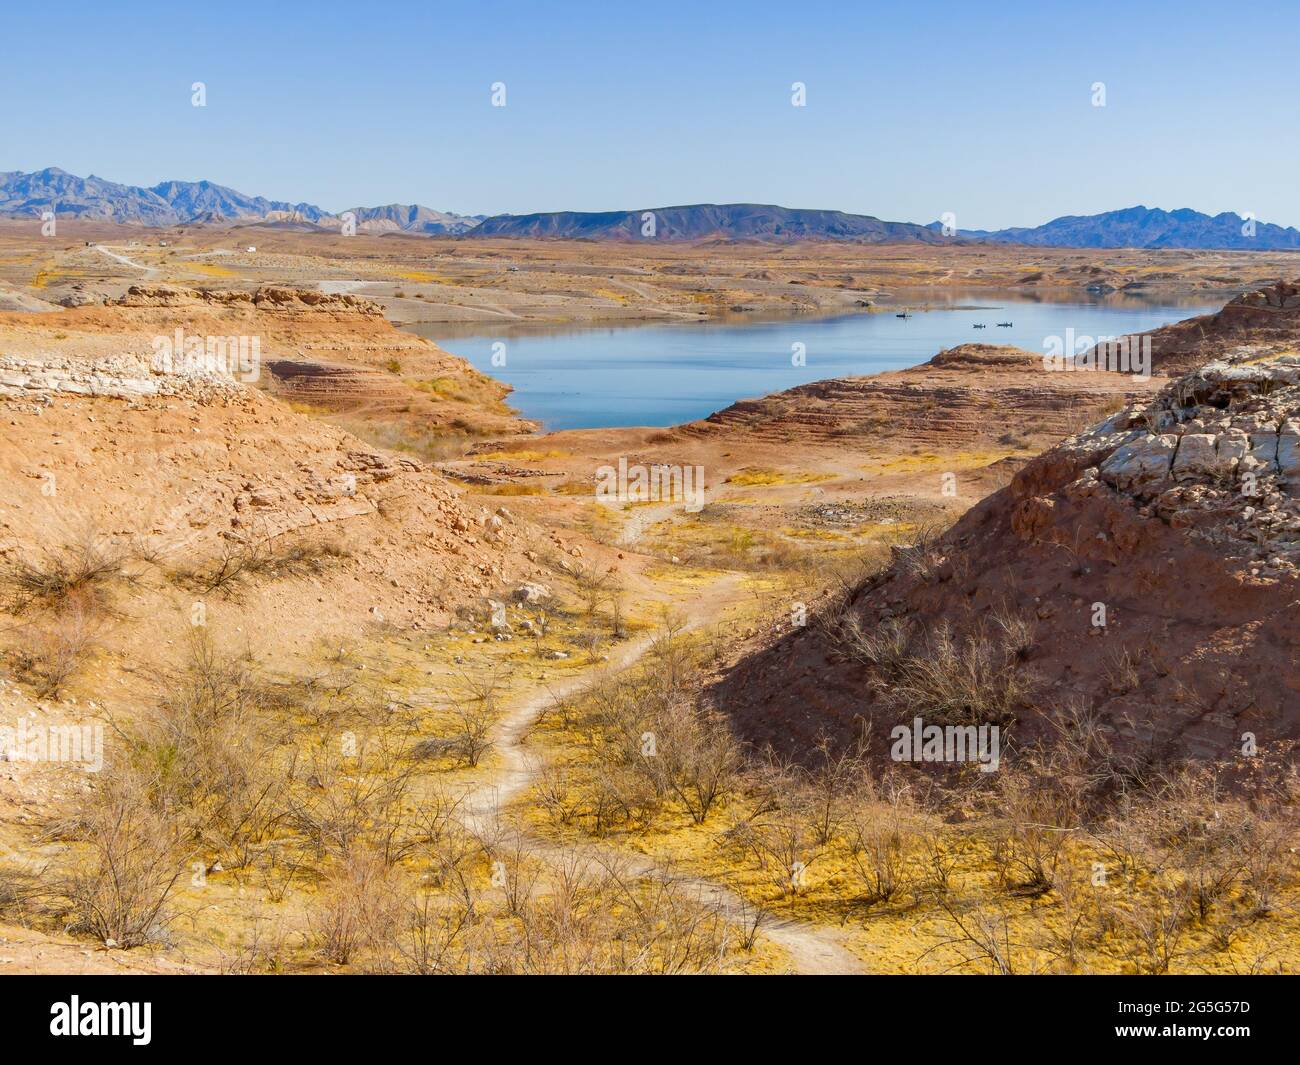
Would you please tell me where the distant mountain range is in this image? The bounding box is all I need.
[933,205,1300,250]
[470,203,946,243]
[0,168,483,234]
[481,203,1300,249]
[5,169,1300,250]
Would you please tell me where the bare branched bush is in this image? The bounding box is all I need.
[924,898,1024,974]
[501,853,731,975]
[170,535,348,598]
[799,728,869,845]
[847,780,919,907]
[889,619,1036,726]
[11,595,102,698]
[835,615,912,681]
[133,630,286,866]
[63,767,188,948]
[309,848,405,966]
[746,804,823,897]
[397,892,481,974]
[286,736,420,865]
[573,646,743,830]
[2,530,133,614]
[1117,884,1192,975]
[987,765,1079,897]
[534,760,586,828]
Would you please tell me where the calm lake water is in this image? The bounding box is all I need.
[405,292,1218,431]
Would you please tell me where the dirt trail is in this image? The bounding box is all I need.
[615,501,680,545]
[93,244,159,279]
[457,572,867,975]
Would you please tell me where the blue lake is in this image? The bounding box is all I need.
[406,293,1217,431]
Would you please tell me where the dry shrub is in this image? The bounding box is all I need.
[585,762,663,834]
[534,760,586,827]
[894,523,948,582]
[847,780,920,907]
[986,764,1079,898]
[398,891,482,974]
[0,848,48,917]
[286,735,420,865]
[372,840,732,974]
[562,629,743,831]
[889,619,1036,726]
[310,848,405,966]
[1104,767,1290,927]
[925,898,1025,974]
[215,919,291,975]
[1037,866,1102,971]
[720,773,824,898]
[62,766,188,948]
[2,530,132,614]
[493,853,731,975]
[1115,883,1193,975]
[11,595,102,698]
[133,630,286,867]
[991,605,1036,661]
[169,535,348,598]
[809,548,892,638]
[413,672,500,768]
[594,681,740,827]
[834,615,911,681]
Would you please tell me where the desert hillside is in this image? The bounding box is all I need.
[711,354,1300,769]
[691,342,1162,451]
[1143,279,1300,374]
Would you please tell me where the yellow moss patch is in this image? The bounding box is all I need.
[477,449,569,462]
[866,449,1014,475]
[726,467,835,487]
[553,480,594,496]
[187,263,237,278]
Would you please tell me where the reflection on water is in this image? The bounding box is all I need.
[403,291,1218,430]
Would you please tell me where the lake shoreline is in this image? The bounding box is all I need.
[402,296,1217,432]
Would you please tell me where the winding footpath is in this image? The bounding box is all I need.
[456,573,866,975]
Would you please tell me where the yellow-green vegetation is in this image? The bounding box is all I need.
[412,376,509,411]
[553,479,595,496]
[476,449,569,462]
[726,466,836,487]
[0,537,782,973]
[781,526,851,542]
[867,449,1015,475]
[186,262,238,278]
[521,615,1300,975]
[645,506,897,575]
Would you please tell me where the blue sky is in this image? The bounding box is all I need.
[4,0,1297,228]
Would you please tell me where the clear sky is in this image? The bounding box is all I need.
[4,0,1296,229]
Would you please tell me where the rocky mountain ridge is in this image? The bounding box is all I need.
[0,168,481,234]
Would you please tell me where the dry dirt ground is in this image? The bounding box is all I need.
[4,219,1300,325]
